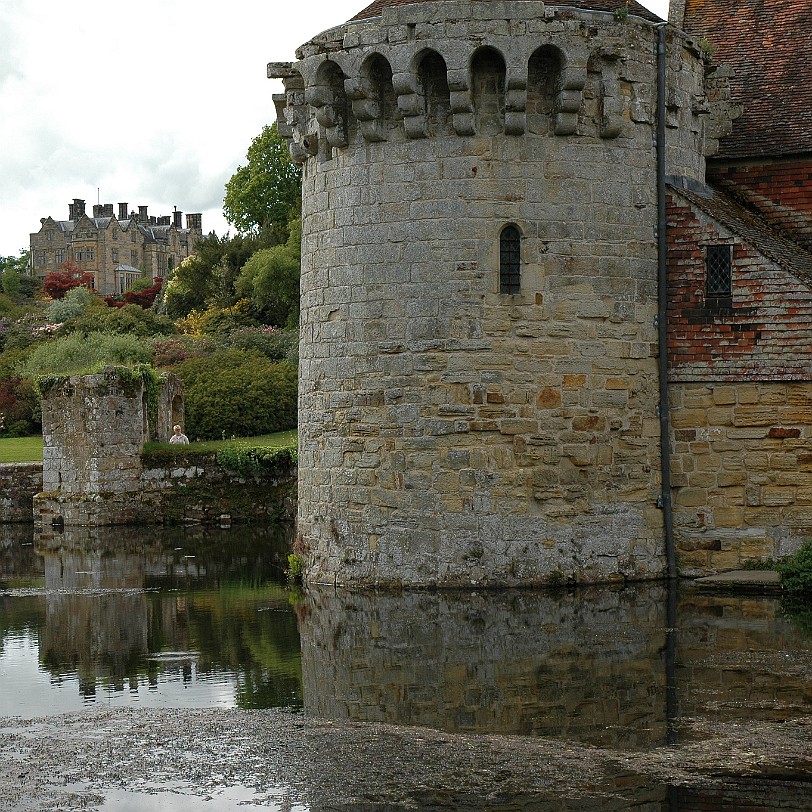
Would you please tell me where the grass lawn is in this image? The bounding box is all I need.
[0,436,44,463]
[0,430,298,465]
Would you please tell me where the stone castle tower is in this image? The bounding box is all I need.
[270,0,728,586]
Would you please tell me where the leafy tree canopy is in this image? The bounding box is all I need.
[235,219,301,328]
[223,124,302,236]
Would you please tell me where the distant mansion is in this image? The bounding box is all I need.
[30,198,204,296]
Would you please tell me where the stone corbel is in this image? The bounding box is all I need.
[345,77,386,143]
[393,71,426,139]
[504,74,527,136]
[447,68,474,137]
[599,77,623,139]
[555,65,586,136]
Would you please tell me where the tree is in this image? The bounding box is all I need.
[235,219,301,328]
[0,249,32,300]
[43,261,95,300]
[223,124,302,236]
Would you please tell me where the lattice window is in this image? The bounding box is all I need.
[706,244,732,298]
[500,225,521,294]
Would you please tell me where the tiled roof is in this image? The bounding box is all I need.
[682,0,812,160]
[352,0,661,23]
[670,180,812,287]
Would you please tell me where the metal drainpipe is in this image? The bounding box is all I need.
[656,21,677,580]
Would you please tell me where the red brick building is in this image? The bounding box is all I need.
[666,0,812,572]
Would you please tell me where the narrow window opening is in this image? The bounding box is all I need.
[706,244,732,299]
[500,225,521,294]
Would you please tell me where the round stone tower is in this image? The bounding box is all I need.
[271,0,710,586]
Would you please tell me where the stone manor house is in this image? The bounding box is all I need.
[271,0,811,588]
[30,198,204,296]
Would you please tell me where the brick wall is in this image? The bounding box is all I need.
[666,192,812,380]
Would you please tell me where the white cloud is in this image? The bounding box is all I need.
[0,0,669,257]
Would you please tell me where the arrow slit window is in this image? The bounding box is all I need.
[500,225,521,294]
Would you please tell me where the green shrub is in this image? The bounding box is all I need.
[17,331,152,377]
[218,326,297,363]
[216,444,297,477]
[64,303,178,338]
[777,541,812,595]
[175,349,297,440]
[47,285,97,322]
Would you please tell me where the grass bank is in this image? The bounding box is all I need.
[0,436,44,463]
[0,430,298,465]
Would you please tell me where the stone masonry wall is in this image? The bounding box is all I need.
[279,2,715,587]
[0,463,42,523]
[1,457,296,528]
[670,382,812,573]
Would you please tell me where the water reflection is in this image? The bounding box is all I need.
[298,586,671,748]
[0,524,302,716]
[2,524,811,744]
[297,584,812,749]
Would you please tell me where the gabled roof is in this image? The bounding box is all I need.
[352,0,661,22]
[669,179,812,287]
[681,0,812,160]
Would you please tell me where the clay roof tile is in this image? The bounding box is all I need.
[682,0,812,159]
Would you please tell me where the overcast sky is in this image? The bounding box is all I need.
[0,0,669,258]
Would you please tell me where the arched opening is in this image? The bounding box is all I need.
[500,225,521,294]
[417,50,452,136]
[313,60,352,150]
[527,45,564,135]
[471,48,506,136]
[363,54,397,127]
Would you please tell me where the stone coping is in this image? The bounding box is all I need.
[692,569,782,593]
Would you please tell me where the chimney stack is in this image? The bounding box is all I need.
[118,203,128,220]
[186,213,202,231]
[68,198,86,221]
[173,210,183,228]
[138,205,148,222]
[103,203,114,217]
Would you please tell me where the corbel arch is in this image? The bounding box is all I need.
[527,44,565,136]
[346,52,398,143]
[471,46,507,137]
[306,59,352,151]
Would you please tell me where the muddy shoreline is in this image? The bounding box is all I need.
[2,707,811,810]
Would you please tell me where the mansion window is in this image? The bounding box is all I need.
[112,249,119,263]
[131,250,138,265]
[37,250,45,266]
[55,249,65,264]
[706,244,732,299]
[158,255,166,273]
[499,224,521,294]
[74,248,84,261]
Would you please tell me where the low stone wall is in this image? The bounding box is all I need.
[0,463,43,523]
[1,457,296,527]
[670,381,812,573]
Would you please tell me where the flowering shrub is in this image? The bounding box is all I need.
[0,377,39,436]
[150,335,215,368]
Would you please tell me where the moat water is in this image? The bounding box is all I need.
[1,524,811,809]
